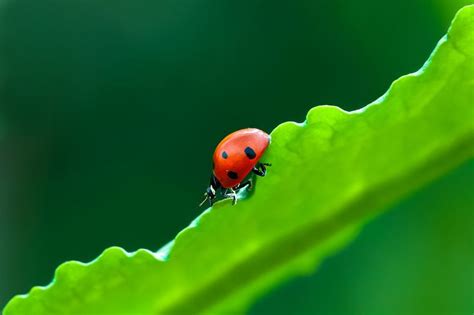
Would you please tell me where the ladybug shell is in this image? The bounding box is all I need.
[213,128,270,188]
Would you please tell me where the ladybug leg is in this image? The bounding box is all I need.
[252,162,271,177]
[236,179,253,191]
[252,167,264,176]
[223,188,237,205]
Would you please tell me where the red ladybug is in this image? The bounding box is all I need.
[200,128,271,206]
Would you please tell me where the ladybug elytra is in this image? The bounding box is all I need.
[200,128,271,206]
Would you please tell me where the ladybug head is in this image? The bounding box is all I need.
[199,183,216,207]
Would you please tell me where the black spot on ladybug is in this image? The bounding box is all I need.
[222,151,228,159]
[227,171,238,179]
[244,146,256,159]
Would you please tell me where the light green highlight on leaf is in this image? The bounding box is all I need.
[3,5,474,315]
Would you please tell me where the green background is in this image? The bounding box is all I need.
[1,0,472,314]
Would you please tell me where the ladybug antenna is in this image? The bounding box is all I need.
[198,193,209,207]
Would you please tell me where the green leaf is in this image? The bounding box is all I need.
[4,5,474,315]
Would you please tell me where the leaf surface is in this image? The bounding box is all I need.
[4,5,474,315]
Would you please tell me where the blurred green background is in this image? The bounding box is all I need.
[1,0,472,313]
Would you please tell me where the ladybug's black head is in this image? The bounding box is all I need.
[199,186,215,207]
[207,185,216,199]
[199,175,220,207]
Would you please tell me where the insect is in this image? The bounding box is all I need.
[200,128,271,207]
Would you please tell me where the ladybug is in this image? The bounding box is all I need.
[200,128,271,206]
